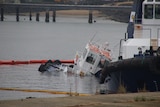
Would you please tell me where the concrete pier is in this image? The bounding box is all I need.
[0,3,132,23]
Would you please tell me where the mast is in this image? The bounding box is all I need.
[127,0,144,38]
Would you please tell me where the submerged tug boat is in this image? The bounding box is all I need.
[72,41,112,76]
[100,0,160,93]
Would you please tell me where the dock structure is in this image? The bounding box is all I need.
[0,3,131,23]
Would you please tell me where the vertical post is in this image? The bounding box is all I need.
[29,9,32,21]
[45,11,49,22]
[111,0,115,5]
[36,12,39,21]
[52,10,56,22]
[16,7,19,22]
[88,10,92,24]
[1,8,4,21]
[153,81,158,91]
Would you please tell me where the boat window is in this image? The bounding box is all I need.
[86,53,97,64]
[98,59,109,68]
[98,60,105,68]
[155,4,160,19]
[144,4,153,19]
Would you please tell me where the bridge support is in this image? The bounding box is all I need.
[36,12,39,21]
[1,8,4,21]
[88,10,92,24]
[29,9,32,21]
[16,7,19,22]
[53,10,56,22]
[45,11,49,22]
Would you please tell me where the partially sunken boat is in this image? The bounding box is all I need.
[100,0,160,93]
[38,41,112,77]
[72,41,112,77]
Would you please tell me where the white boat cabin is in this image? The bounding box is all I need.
[73,42,111,75]
[120,0,160,59]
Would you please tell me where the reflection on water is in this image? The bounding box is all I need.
[0,90,67,100]
[39,68,100,94]
[0,64,99,100]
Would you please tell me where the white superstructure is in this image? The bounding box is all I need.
[120,0,160,59]
[73,42,111,76]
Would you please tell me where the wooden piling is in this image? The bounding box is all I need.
[16,7,19,22]
[29,9,32,21]
[36,12,39,21]
[1,8,4,21]
[45,11,49,22]
[52,10,56,22]
[88,10,93,24]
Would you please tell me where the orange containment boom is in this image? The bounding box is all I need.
[0,59,74,65]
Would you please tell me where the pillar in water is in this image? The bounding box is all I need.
[29,9,32,21]
[88,10,93,24]
[45,11,49,22]
[52,10,56,22]
[16,7,19,22]
[1,8,4,21]
[36,12,39,21]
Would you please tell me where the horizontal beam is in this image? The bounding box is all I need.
[0,3,132,10]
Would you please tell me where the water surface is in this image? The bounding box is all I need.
[0,16,127,100]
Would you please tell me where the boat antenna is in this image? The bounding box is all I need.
[89,32,97,43]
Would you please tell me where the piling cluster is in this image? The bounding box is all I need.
[0,7,93,23]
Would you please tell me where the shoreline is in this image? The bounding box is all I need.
[0,92,160,107]
[6,9,129,23]
[2,1,133,23]
[42,10,106,19]
[8,10,104,17]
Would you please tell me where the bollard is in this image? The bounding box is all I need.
[16,7,19,22]
[52,10,56,22]
[45,11,49,22]
[88,10,93,24]
[1,8,4,21]
[29,10,32,21]
[36,12,39,21]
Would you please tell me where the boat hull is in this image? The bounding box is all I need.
[100,56,160,93]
